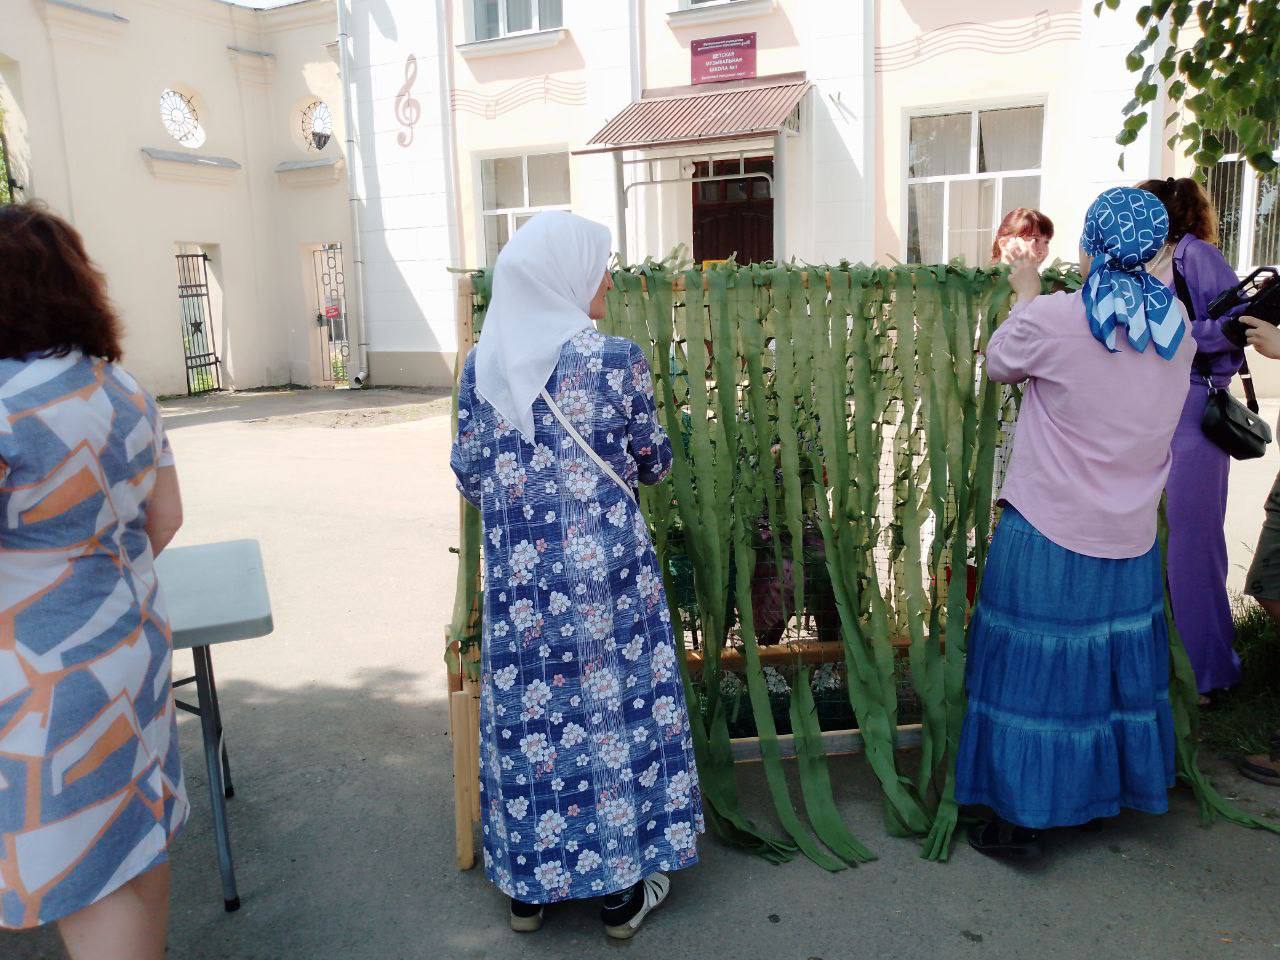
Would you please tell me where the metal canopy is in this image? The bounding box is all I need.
[576,79,810,156]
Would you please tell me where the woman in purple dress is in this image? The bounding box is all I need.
[1137,177,1246,699]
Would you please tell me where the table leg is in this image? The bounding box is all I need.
[201,648,235,799]
[193,645,241,912]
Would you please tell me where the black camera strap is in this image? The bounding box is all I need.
[1174,261,1259,414]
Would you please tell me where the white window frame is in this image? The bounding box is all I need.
[1212,145,1280,273]
[903,101,1047,264]
[471,0,562,42]
[477,150,572,266]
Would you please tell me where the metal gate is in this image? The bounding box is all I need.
[312,243,349,385]
[175,253,223,395]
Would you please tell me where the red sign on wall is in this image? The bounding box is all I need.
[691,33,757,85]
[325,305,340,320]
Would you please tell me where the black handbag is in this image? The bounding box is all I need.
[1173,263,1273,461]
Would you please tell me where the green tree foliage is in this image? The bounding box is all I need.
[1098,0,1279,173]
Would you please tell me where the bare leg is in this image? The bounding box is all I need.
[1256,597,1280,630]
[1238,597,1280,786]
[56,860,171,960]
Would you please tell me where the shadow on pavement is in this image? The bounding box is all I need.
[5,670,1278,960]
[159,389,450,432]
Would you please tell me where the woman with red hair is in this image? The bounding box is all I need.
[991,208,1055,268]
[0,203,187,957]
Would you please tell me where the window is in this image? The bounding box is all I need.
[1205,128,1280,272]
[301,101,334,152]
[160,88,206,149]
[906,105,1044,264]
[481,151,571,264]
[473,0,562,40]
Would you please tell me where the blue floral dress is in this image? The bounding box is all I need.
[451,330,703,904]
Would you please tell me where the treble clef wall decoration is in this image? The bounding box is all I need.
[395,53,421,148]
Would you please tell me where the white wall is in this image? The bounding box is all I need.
[348,0,459,385]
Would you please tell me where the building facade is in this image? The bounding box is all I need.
[5,0,1276,395]
[3,0,353,396]
[352,0,1244,388]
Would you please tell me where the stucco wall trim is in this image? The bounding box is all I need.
[141,147,243,186]
[40,0,129,46]
[456,28,568,60]
[274,157,344,186]
[666,0,777,29]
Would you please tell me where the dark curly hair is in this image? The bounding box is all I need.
[1136,176,1219,247]
[0,202,123,361]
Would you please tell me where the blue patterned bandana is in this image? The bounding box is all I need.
[1080,187,1184,360]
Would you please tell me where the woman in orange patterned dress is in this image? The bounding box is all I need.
[0,204,188,958]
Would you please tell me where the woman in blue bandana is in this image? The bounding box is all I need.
[957,187,1195,860]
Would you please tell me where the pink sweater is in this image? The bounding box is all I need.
[988,290,1194,559]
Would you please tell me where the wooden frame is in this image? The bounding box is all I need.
[445,270,933,871]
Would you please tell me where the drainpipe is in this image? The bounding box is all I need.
[337,0,371,388]
[439,0,465,271]
[773,133,785,262]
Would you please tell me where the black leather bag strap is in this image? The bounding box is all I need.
[1173,259,1260,414]
[1239,357,1260,414]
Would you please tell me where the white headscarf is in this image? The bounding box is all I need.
[475,211,612,442]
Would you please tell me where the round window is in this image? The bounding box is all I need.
[301,101,333,151]
[160,88,205,148]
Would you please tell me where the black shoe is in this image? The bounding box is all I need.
[1071,818,1107,833]
[509,897,543,933]
[601,874,670,940]
[967,818,1043,861]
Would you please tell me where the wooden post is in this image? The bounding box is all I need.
[465,677,482,824]
[446,273,476,703]
[451,690,476,869]
[450,273,482,869]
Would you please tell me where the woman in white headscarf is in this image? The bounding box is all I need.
[451,212,703,939]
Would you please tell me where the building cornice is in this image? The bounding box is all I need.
[274,157,345,187]
[133,0,257,30]
[228,45,277,84]
[259,0,336,34]
[142,147,242,186]
[39,0,129,48]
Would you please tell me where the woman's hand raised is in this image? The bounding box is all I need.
[1010,258,1041,305]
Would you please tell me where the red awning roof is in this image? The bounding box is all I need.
[577,80,811,155]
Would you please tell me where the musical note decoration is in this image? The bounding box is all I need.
[395,54,421,148]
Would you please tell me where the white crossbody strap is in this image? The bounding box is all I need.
[540,388,636,503]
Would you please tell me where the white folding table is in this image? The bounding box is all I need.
[157,539,273,913]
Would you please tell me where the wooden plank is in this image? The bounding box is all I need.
[465,678,482,824]
[730,723,923,763]
[450,690,476,869]
[455,273,476,357]
[681,635,913,672]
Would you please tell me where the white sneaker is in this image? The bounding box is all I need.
[509,900,544,933]
[603,873,670,941]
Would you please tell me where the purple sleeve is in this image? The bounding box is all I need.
[1179,238,1245,377]
[984,299,1045,384]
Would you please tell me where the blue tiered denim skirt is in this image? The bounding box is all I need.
[955,508,1177,829]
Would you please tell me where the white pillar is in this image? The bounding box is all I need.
[773,133,786,262]
[614,151,628,263]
